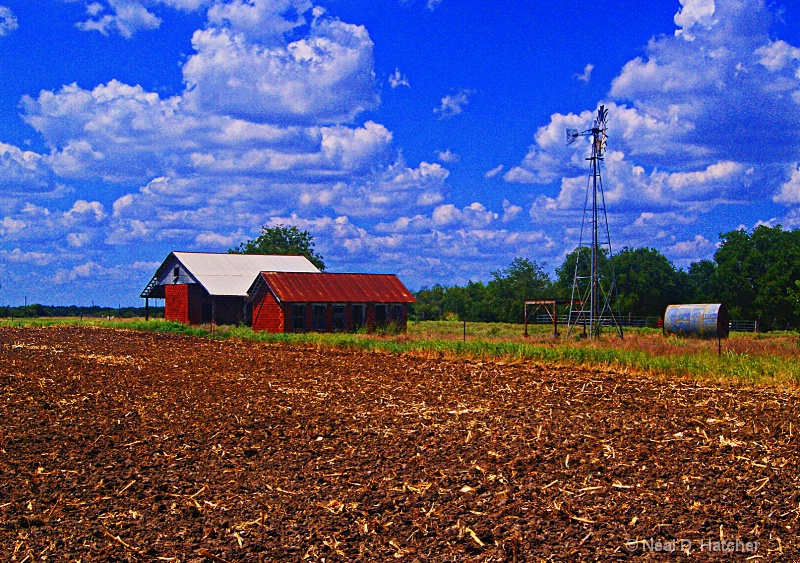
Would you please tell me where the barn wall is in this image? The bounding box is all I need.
[249,293,411,334]
[213,296,246,325]
[187,284,209,325]
[166,283,209,325]
[252,286,285,333]
[394,304,408,331]
[281,303,293,332]
[366,303,375,332]
[164,283,189,324]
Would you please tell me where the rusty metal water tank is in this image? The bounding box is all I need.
[663,304,729,338]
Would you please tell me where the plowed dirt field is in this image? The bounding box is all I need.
[1,326,799,562]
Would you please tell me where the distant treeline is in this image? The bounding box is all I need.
[413,225,800,331]
[0,304,164,319]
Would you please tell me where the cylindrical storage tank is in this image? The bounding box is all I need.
[663,303,729,338]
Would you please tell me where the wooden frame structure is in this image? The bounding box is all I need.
[524,298,582,337]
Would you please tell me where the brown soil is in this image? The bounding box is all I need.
[1,326,798,562]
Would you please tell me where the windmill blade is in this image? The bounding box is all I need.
[596,105,608,127]
[566,128,579,145]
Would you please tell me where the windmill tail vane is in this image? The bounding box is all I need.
[566,128,579,145]
[565,105,609,152]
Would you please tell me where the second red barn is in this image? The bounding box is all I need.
[247,272,416,333]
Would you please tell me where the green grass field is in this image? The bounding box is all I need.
[2,317,799,388]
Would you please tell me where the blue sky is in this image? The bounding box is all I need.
[2,0,800,306]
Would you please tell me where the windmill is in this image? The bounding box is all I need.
[565,105,623,339]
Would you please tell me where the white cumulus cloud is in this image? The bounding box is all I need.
[574,63,594,82]
[434,89,473,119]
[388,68,410,89]
[774,164,800,204]
[484,165,503,178]
[75,0,212,38]
[435,149,459,163]
[0,248,55,266]
[206,0,311,46]
[76,0,161,38]
[0,5,18,36]
[183,13,378,125]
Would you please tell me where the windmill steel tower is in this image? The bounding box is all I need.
[565,105,623,339]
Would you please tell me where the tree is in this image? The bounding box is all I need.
[713,228,756,321]
[412,284,447,320]
[790,280,800,322]
[442,284,468,320]
[612,247,683,317]
[685,259,717,303]
[462,281,495,322]
[486,258,552,323]
[714,226,800,330]
[553,246,613,300]
[230,224,325,270]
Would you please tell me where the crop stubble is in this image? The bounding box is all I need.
[0,326,798,561]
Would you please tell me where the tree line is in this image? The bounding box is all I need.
[0,304,162,319]
[12,225,800,330]
[414,226,800,331]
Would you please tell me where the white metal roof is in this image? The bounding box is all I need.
[166,252,319,297]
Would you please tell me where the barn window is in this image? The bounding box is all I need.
[352,304,365,330]
[291,304,306,331]
[173,267,180,282]
[332,305,345,331]
[375,304,388,326]
[312,304,326,331]
[392,304,403,321]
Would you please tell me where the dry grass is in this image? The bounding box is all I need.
[405,321,800,388]
[4,317,799,388]
[411,320,800,360]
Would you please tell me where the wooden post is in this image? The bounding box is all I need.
[523,303,528,337]
[145,297,149,321]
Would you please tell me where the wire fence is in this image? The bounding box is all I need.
[534,315,759,332]
[534,315,656,328]
[728,319,758,333]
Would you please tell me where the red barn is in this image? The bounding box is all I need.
[140,252,319,325]
[246,272,416,333]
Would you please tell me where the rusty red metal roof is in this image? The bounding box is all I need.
[257,272,416,303]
